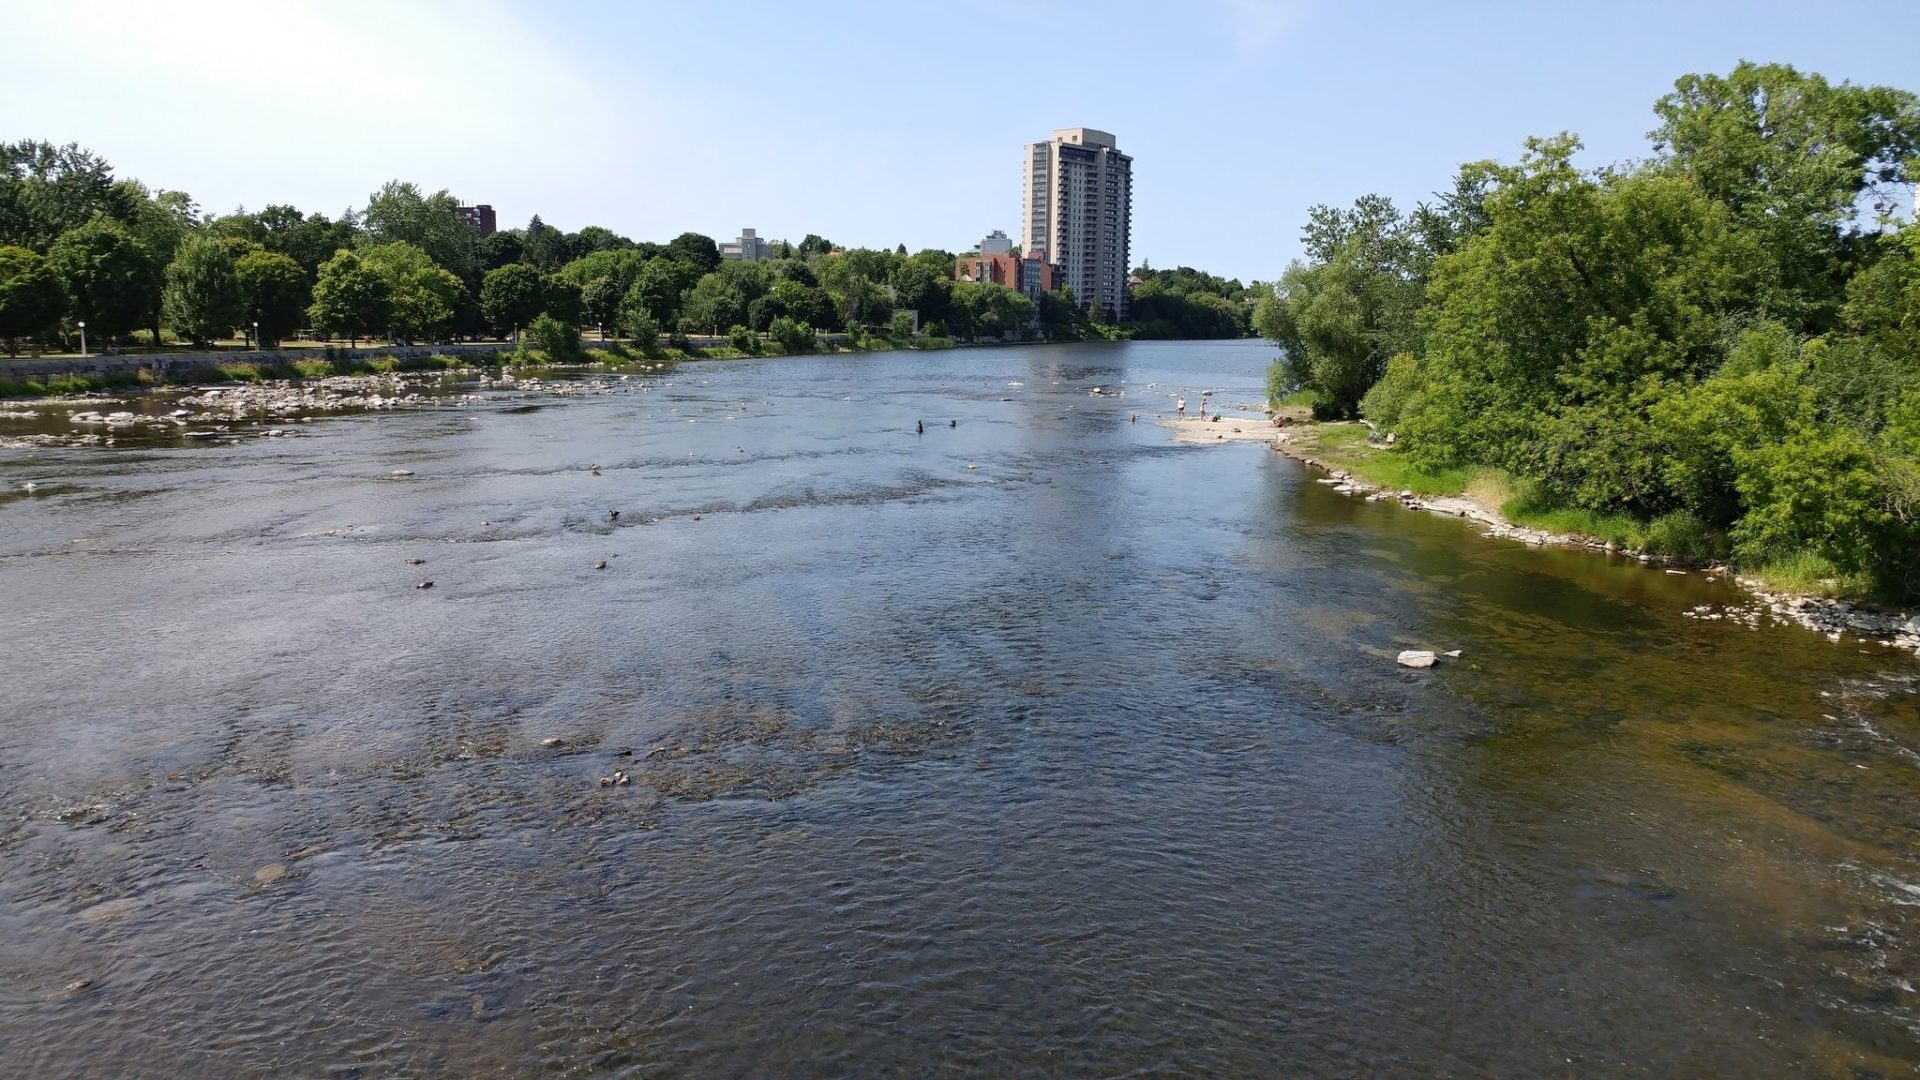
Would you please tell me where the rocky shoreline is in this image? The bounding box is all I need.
[0,368,654,450]
[1168,413,1920,660]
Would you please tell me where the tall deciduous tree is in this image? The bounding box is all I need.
[361,241,463,342]
[361,181,476,283]
[46,216,155,341]
[162,235,245,347]
[308,249,391,347]
[235,250,309,346]
[581,276,623,340]
[1651,62,1920,330]
[667,232,721,275]
[0,141,136,251]
[680,273,747,335]
[480,263,545,344]
[521,216,568,272]
[628,257,698,326]
[0,245,67,356]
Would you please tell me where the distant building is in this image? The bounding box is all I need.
[954,249,1059,302]
[720,228,773,262]
[978,229,1014,256]
[455,204,497,238]
[1022,128,1131,320]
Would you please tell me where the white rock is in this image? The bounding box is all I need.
[1397,650,1437,669]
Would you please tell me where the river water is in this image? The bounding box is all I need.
[2,340,1918,1077]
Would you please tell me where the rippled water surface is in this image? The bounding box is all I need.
[3,340,1919,1077]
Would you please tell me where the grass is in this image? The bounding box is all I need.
[1284,420,1734,563]
[1742,550,1877,601]
[1286,422,1474,496]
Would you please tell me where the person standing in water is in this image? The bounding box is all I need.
[916,420,924,435]
[1176,396,1186,418]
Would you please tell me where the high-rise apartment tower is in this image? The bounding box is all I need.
[1021,128,1132,321]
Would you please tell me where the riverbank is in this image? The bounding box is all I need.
[1162,411,1920,657]
[0,333,1076,401]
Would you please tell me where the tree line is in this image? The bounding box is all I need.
[1257,62,1920,602]
[0,145,1248,361]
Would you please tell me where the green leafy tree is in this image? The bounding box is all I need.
[1842,223,1920,360]
[481,263,545,344]
[616,285,660,351]
[162,235,245,347]
[362,241,463,342]
[1400,135,1763,486]
[234,249,308,347]
[521,215,568,271]
[630,256,697,325]
[1255,195,1425,417]
[361,181,476,283]
[0,141,137,251]
[746,294,783,331]
[727,324,758,353]
[477,230,525,273]
[541,274,584,326]
[1651,62,1920,330]
[581,276,623,339]
[0,245,67,356]
[307,249,391,347]
[889,261,952,328]
[570,225,630,254]
[46,216,155,341]
[681,272,748,334]
[667,232,721,275]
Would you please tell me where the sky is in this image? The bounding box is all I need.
[2,0,1916,283]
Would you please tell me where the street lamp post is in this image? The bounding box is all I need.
[78,320,87,358]
[253,321,260,351]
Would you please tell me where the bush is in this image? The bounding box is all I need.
[1359,353,1422,429]
[727,324,758,354]
[528,314,584,363]
[1731,427,1895,575]
[768,317,813,355]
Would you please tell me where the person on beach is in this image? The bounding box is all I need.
[1200,390,1211,419]
[1176,396,1186,418]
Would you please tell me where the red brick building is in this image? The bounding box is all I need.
[954,249,1059,301]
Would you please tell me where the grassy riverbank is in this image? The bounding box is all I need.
[1279,419,1877,602]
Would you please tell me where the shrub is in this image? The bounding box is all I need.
[727,324,758,354]
[1731,427,1894,575]
[528,313,584,363]
[1359,353,1422,429]
[768,317,813,354]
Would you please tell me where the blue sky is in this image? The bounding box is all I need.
[2,0,1915,283]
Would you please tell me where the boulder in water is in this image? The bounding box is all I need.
[1397,650,1437,669]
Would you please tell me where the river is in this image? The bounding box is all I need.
[2,340,1917,1076]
